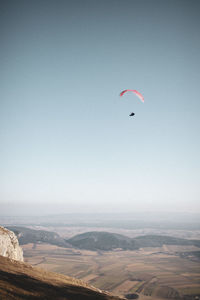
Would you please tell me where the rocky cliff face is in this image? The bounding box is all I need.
[0,226,23,262]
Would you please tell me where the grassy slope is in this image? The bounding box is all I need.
[0,255,124,300]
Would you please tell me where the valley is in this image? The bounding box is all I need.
[22,240,200,299]
[2,215,200,300]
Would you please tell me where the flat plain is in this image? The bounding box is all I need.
[23,240,200,300]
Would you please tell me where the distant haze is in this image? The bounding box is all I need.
[1,0,200,216]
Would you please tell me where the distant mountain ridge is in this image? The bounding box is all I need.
[67,231,200,251]
[7,227,200,251]
[67,231,135,251]
[7,226,71,248]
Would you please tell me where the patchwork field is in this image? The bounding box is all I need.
[23,243,200,300]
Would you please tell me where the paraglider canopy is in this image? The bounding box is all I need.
[120,89,144,103]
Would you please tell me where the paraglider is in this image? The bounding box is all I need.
[120,89,144,102]
[120,89,144,116]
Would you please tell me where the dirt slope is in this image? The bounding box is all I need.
[0,255,124,300]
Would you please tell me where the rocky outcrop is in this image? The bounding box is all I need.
[0,226,23,262]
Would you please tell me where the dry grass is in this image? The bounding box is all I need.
[0,256,125,300]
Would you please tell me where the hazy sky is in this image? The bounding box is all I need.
[1,0,200,215]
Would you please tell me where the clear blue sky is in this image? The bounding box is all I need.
[1,0,200,215]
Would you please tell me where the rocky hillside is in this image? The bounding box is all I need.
[0,226,23,261]
[0,255,124,300]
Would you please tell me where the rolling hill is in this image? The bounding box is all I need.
[7,226,71,248]
[67,231,200,251]
[67,231,136,251]
[7,227,200,251]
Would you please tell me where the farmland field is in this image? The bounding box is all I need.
[23,242,200,300]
